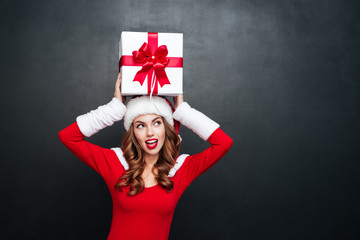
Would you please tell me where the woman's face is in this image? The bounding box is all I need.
[133,114,166,158]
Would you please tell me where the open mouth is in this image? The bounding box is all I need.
[145,139,158,149]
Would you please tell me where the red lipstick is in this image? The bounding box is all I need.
[145,138,158,149]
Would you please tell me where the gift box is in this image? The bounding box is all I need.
[119,31,183,96]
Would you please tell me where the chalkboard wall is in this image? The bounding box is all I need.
[1,0,359,239]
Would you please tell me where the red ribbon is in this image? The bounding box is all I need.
[119,32,183,95]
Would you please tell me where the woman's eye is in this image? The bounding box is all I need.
[136,124,144,128]
[155,121,161,126]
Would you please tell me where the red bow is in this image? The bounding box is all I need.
[131,42,171,88]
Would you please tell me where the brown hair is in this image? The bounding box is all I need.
[114,116,180,196]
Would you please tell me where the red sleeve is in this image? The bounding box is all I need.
[58,122,121,179]
[181,127,233,186]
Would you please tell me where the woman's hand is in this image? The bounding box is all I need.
[173,94,184,111]
[114,72,126,103]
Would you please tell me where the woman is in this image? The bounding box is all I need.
[58,73,233,240]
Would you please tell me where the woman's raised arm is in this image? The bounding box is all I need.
[58,73,127,178]
[172,101,233,186]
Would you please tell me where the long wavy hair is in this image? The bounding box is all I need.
[114,116,180,196]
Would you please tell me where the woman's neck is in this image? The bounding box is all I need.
[144,153,159,169]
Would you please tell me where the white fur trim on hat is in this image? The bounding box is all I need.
[124,96,174,131]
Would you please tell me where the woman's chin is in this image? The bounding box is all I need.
[143,144,162,156]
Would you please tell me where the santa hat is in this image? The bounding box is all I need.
[123,95,181,140]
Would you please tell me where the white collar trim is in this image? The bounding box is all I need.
[110,147,129,170]
[168,154,189,177]
[110,147,189,177]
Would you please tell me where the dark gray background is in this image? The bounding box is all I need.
[1,0,359,239]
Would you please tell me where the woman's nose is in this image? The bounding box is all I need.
[146,126,154,136]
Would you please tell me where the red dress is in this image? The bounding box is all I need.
[58,98,233,240]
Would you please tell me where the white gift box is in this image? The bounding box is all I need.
[119,31,183,96]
